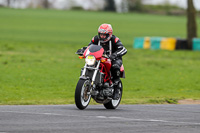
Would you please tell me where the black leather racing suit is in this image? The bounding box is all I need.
[88,35,127,81]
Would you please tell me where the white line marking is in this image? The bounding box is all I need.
[0,111,61,116]
[96,116,107,118]
[96,116,200,125]
[1,111,200,125]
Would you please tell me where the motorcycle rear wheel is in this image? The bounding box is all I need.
[75,79,91,110]
[103,80,123,109]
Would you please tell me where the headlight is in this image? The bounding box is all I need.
[85,55,96,66]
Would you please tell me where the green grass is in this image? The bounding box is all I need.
[0,8,200,105]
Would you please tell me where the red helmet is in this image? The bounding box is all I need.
[98,24,113,43]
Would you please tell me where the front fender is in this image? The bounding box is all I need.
[80,68,94,80]
[80,68,103,84]
[79,75,90,80]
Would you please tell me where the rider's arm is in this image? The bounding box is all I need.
[113,37,127,57]
[88,35,99,46]
[76,36,99,55]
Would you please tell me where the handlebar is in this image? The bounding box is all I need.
[102,54,109,59]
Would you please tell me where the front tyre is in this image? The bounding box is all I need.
[75,79,91,110]
[104,80,123,109]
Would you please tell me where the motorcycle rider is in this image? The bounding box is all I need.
[88,23,127,99]
[77,23,127,99]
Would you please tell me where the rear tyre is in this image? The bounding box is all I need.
[75,79,91,110]
[103,80,123,109]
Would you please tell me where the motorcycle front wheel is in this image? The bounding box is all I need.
[103,80,123,109]
[75,79,91,110]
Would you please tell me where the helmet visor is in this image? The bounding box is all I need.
[98,33,110,42]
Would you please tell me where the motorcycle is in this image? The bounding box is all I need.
[75,44,125,110]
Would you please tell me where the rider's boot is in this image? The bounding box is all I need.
[112,69,121,100]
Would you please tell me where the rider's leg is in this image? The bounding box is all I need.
[111,59,122,99]
[111,59,122,84]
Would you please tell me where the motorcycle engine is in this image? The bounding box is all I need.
[102,82,114,97]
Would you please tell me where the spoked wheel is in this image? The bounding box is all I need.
[75,79,91,110]
[104,80,123,109]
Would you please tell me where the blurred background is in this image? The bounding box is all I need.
[0,0,200,105]
[0,0,200,12]
[0,0,199,48]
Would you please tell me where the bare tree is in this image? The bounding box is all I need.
[104,0,116,11]
[187,0,197,49]
[42,0,49,9]
[7,0,10,7]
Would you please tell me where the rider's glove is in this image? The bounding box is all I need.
[110,53,118,60]
[76,47,87,55]
[82,47,87,51]
[76,49,82,53]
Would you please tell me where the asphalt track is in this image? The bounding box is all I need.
[0,104,199,133]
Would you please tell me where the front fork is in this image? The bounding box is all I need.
[80,61,101,94]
